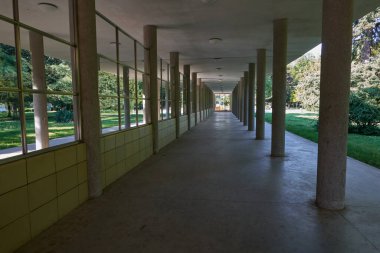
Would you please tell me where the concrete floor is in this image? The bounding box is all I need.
[18,112,380,253]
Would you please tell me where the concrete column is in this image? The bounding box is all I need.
[316,0,353,210]
[76,0,102,197]
[165,63,169,119]
[271,18,287,157]
[200,82,203,121]
[256,49,266,140]
[29,31,49,150]
[170,52,180,138]
[144,25,158,152]
[240,78,244,122]
[243,71,248,126]
[123,66,130,129]
[184,65,191,130]
[192,72,197,125]
[248,63,256,131]
[197,78,201,122]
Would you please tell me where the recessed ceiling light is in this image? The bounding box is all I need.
[218,79,223,82]
[38,2,58,12]
[201,0,217,4]
[209,38,222,44]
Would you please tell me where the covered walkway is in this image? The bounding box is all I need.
[18,112,380,253]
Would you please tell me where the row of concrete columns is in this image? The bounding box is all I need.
[232,0,353,210]
[76,0,352,210]
[75,0,214,199]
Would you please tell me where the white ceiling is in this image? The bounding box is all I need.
[96,0,380,93]
[0,0,379,93]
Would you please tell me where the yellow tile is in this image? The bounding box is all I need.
[0,186,28,228]
[27,152,55,183]
[58,187,78,218]
[125,143,133,158]
[104,135,116,152]
[119,160,128,175]
[116,145,126,163]
[138,127,145,137]
[105,165,118,186]
[124,130,132,143]
[101,154,105,171]
[55,146,77,172]
[100,138,105,153]
[57,165,78,195]
[101,170,106,189]
[30,199,58,238]
[78,182,88,204]
[104,150,116,169]
[77,143,87,162]
[28,174,57,211]
[0,159,27,195]
[116,161,124,178]
[77,161,88,184]
[115,132,125,147]
[0,215,31,253]
[131,129,139,141]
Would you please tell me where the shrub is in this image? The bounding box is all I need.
[56,108,73,123]
[349,88,380,135]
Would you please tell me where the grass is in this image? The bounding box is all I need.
[265,111,380,169]
[0,111,143,150]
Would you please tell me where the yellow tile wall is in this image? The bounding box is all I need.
[0,121,191,252]
[101,125,154,188]
[0,143,88,253]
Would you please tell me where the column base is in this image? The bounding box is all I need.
[316,198,345,210]
[270,152,285,157]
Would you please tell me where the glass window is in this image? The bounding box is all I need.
[0,22,17,88]
[0,1,13,19]
[19,0,71,41]
[137,71,144,99]
[0,92,22,159]
[98,56,119,133]
[96,15,117,61]
[136,43,145,72]
[0,2,78,160]
[118,31,135,69]
[180,73,184,115]
[21,29,77,152]
[129,99,137,128]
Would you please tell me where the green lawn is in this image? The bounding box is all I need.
[0,111,143,150]
[265,111,380,169]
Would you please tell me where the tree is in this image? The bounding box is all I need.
[288,55,321,111]
[352,7,380,62]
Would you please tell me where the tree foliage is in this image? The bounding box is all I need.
[352,7,380,62]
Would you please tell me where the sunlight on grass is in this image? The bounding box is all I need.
[265,110,380,169]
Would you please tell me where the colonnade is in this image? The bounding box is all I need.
[231,0,353,210]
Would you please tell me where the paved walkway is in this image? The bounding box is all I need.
[18,112,380,253]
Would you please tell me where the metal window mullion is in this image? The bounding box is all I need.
[116,27,121,130]
[134,40,138,126]
[70,0,81,141]
[13,0,28,154]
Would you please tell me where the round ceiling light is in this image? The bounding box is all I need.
[38,2,58,12]
[201,0,217,5]
[209,38,222,44]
